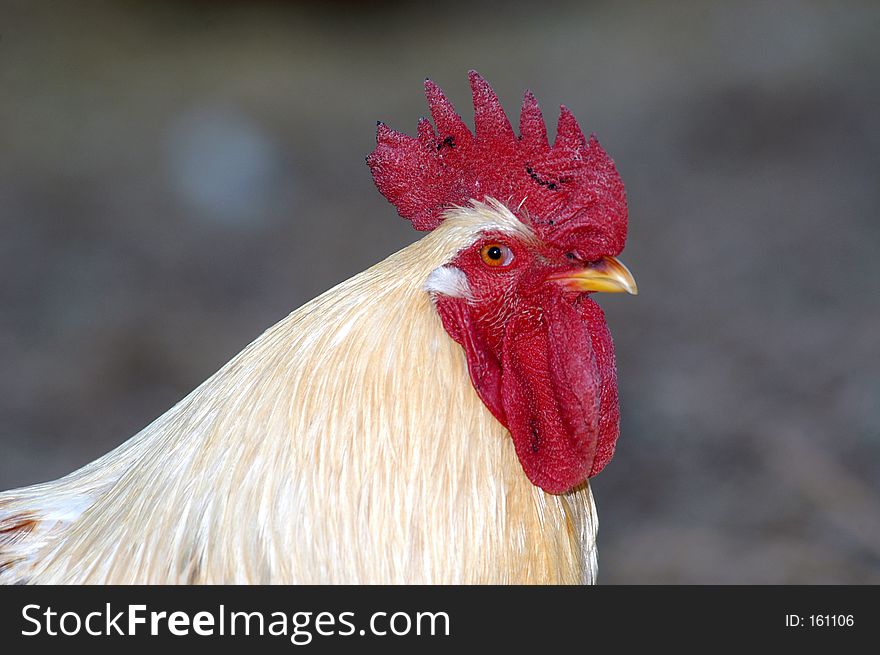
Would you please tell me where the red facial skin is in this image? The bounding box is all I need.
[434,232,620,495]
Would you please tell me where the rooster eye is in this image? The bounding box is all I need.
[480,243,514,267]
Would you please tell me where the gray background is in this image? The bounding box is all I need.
[2,1,878,583]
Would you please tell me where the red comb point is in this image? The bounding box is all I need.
[366,72,628,256]
[519,90,549,148]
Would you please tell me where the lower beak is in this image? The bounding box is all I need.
[548,256,638,295]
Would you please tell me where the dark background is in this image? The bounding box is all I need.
[1,0,878,583]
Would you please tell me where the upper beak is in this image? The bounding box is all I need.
[548,255,638,295]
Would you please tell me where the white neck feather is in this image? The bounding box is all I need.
[1,201,598,584]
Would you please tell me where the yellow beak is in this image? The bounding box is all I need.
[548,256,638,295]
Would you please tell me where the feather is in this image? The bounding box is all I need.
[0,200,597,584]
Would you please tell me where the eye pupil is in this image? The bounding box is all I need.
[487,246,502,260]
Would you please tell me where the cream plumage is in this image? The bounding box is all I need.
[0,201,598,584]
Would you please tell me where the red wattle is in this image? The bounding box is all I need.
[434,291,620,494]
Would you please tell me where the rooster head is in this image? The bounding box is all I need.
[367,72,635,494]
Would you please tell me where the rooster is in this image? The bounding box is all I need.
[0,72,636,584]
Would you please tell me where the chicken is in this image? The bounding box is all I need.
[0,71,636,584]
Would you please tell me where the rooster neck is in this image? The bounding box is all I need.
[1,216,597,584]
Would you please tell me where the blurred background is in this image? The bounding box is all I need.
[1,0,878,583]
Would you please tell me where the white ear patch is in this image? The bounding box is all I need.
[424,265,472,299]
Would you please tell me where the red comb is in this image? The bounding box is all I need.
[367,71,627,257]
